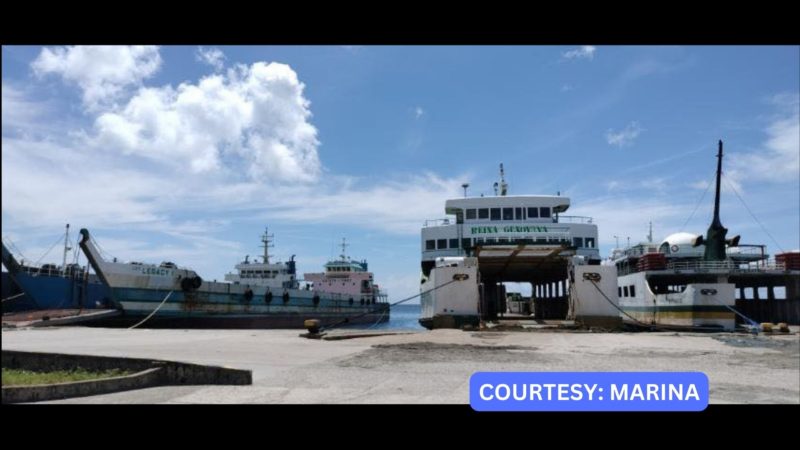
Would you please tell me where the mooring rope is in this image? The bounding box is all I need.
[128,290,174,329]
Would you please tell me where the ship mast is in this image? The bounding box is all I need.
[499,163,508,196]
[703,140,728,261]
[339,238,349,261]
[261,227,274,264]
[62,223,71,273]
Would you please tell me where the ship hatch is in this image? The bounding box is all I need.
[473,243,573,321]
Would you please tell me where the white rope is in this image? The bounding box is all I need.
[128,290,174,329]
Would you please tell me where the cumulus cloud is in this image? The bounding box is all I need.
[90,62,321,181]
[414,106,424,119]
[562,46,596,60]
[606,122,643,147]
[195,47,226,71]
[31,45,161,111]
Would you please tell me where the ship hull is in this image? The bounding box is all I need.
[2,271,110,312]
[100,286,390,329]
[618,272,736,330]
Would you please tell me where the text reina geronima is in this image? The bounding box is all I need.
[478,383,701,402]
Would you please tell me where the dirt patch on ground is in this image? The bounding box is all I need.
[335,343,541,368]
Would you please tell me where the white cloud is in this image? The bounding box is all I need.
[90,62,321,181]
[2,83,49,132]
[728,93,800,184]
[562,46,596,60]
[570,197,694,248]
[414,106,424,119]
[195,47,226,72]
[606,122,643,147]
[261,173,463,235]
[561,84,574,92]
[31,45,161,111]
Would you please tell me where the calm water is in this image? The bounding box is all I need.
[341,303,423,331]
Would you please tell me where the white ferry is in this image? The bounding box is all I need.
[612,141,800,330]
[419,164,601,329]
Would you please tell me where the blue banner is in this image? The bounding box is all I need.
[470,372,708,411]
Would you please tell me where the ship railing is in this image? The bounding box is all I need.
[423,218,455,227]
[666,261,786,272]
[556,215,594,224]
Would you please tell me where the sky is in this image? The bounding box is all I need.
[2,45,799,302]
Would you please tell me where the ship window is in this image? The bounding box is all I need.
[540,207,551,218]
[485,238,496,244]
[630,285,636,297]
[623,286,629,297]
[478,208,489,219]
[573,237,584,248]
[503,208,514,220]
[437,239,447,249]
[449,238,459,249]
[466,209,477,220]
[498,237,508,243]
[618,287,622,297]
[490,208,501,220]
[527,207,539,218]
[515,207,523,220]
[426,240,435,250]
[585,237,595,248]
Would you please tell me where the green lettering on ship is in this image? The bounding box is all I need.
[471,226,548,234]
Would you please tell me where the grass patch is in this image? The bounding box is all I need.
[2,367,133,386]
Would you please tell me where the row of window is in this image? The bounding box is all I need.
[240,270,280,276]
[425,236,596,250]
[619,285,637,298]
[465,207,552,221]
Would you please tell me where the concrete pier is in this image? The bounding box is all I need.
[2,326,798,404]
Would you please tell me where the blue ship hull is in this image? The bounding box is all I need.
[2,271,111,312]
[96,286,390,329]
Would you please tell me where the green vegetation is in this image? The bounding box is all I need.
[2,367,132,386]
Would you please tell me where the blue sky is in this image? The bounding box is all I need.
[2,45,799,302]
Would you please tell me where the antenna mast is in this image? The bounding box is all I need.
[647,221,653,243]
[339,238,349,261]
[261,227,274,264]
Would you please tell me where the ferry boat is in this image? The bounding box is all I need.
[304,238,388,309]
[419,164,601,329]
[78,227,389,328]
[2,224,110,312]
[611,141,800,330]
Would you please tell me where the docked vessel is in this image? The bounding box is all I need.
[78,227,389,328]
[2,224,110,312]
[304,238,388,309]
[611,141,800,330]
[419,164,601,329]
